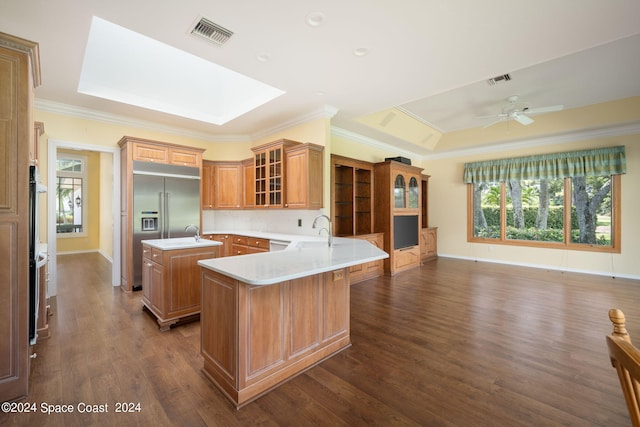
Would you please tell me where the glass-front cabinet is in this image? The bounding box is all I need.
[393,173,420,210]
[251,139,297,208]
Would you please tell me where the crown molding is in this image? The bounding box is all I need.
[250,105,339,140]
[331,126,421,159]
[35,99,252,143]
[422,121,640,160]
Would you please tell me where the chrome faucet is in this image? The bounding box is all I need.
[185,224,200,242]
[312,214,333,247]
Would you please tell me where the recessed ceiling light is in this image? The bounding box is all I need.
[315,91,326,96]
[306,12,325,27]
[353,47,369,57]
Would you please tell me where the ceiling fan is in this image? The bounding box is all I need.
[478,95,564,128]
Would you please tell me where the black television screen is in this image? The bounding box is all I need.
[393,215,419,249]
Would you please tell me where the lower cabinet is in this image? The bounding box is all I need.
[420,227,438,262]
[349,233,384,284]
[393,245,421,273]
[141,244,218,330]
[200,267,350,408]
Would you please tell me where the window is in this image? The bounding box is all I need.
[56,155,87,235]
[465,146,625,252]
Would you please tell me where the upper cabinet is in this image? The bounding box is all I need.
[202,161,214,209]
[284,143,323,209]
[251,139,297,208]
[393,171,420,211]
[250,139,324,210]
[130,138,202,167]
[213,161,243,209]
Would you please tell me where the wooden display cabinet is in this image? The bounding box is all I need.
[252,139,298,208]
[374,159,424,275]
[330,155,374,237]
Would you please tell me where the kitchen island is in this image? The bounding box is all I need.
[198,237,388,408]
[141,237,222,330]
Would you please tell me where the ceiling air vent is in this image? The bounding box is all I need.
[487,73,512,86]
[190,17,233,46]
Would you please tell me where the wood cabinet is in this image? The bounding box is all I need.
[421,227,438,262]
[331,155,374,236]
[202,161,214,209]
[200,267,350,408]
[141,243,218,330]
[252,139,298,208]
[118,136,205,292]
[349,233,384,284]
[212,161,243,209]
[230,235,269,255]
[374,160,424,275]
[242,158,255,208]
[284,143,323,209]
[0,32,41,402]
[131,139,202,167]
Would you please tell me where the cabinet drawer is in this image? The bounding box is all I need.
[248,238,269,249]
[231,244,249,256]
[151,247,164,264]
[232,235,248,245]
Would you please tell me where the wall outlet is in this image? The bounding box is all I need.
[298,219,302,227]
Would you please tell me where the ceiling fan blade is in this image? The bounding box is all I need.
[513,112,534,125]
[482,118,505,128]
[524,104,564,115]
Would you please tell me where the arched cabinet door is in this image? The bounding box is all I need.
[394,174,406,208]
[408,176,419,209]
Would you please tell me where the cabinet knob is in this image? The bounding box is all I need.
[30,353,37,359]
[152,253,159,258]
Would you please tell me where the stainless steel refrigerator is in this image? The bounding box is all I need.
[132,161,200,290]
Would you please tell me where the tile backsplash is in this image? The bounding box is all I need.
[202,209,328,236]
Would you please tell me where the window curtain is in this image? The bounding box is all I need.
[463,146,626,183]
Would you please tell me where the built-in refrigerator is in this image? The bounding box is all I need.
[132,161,200,290]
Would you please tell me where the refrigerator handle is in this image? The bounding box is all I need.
[166,192,171,238]
[159,192,165,239]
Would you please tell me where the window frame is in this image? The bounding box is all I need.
[467,174,621,253]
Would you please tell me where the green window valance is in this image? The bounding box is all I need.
[463,146,626,183]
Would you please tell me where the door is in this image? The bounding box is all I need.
[165,177,200,238]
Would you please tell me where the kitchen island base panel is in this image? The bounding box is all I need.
[200,268,351,409]
[141,305,200,331]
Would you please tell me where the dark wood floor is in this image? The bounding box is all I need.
[4,253,639,426]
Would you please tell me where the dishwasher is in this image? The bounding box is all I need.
[269,240,290,251]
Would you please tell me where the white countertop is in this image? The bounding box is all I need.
[198,237,388,286]
[142,237,222,250]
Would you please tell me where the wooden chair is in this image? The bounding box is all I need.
[607,308,640,426]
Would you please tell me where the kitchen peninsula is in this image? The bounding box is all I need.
[198,237,388,408]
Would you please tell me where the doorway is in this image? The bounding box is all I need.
[47,139,121,296]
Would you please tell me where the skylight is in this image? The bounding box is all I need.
[78,16,284,125]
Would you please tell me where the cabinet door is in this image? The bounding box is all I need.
[202,162,214,209]
[254,146,284,208]
[285,144,323,209]
[132,142,169,163]
[214,162,242,209]
[394,174,406,208]
[243,158,255,208]
[169,148,200,167]
[408,176,419,209]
